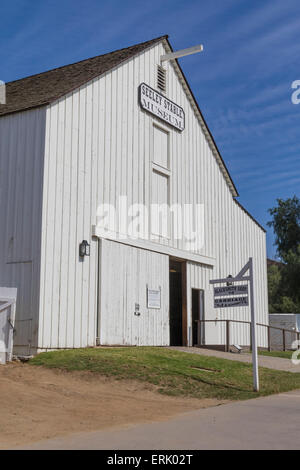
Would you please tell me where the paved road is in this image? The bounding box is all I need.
[20,390,300,450]
[169,347,300,373]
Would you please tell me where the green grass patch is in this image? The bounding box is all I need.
[30,347,300,401]
[258,350,294,359]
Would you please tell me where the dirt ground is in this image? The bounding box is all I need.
[0,362,225,449]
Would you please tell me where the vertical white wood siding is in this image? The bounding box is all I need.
[99,239,169,346]
[37,39,268,349]
[187,209,268,347]
[0,108,46,354]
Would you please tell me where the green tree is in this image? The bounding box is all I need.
[282,246,300,304]
[267,196,300,313]
[267,196,300,261]
[267,265,281,313]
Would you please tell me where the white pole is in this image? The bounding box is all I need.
[249,257,259,392]
[160,44,204,63]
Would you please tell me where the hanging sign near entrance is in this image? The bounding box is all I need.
[214,296,249,308]
[139,83,185,131]
[147,288,161,309]
[214,285,248,297]
[209,258,259,392]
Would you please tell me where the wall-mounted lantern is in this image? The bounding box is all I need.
[79,240,90,258]
[226,274,233,287]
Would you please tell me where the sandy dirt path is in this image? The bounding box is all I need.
[0,362,224,449]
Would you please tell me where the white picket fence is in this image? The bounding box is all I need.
[0,288,17,364]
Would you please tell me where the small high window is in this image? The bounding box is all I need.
[157,65,166,93]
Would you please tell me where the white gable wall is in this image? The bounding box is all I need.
[37,40,268,350]
[187,205,268,348]
[99,239,170,346]
[0,108,46,354]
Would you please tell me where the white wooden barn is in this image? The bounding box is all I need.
[0,35,269,355]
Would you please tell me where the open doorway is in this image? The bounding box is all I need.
[192,289,205,346]
[169,259,187,346]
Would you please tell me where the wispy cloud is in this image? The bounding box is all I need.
[246,177,300,194]
[1,0,299,257]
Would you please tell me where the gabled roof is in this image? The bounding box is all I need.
[0,34,267,228]
[0,35,167,118]
[0,34,240,197]
[161,37,239,198]
[234,199,266,233]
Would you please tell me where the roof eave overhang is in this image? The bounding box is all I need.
[161,37,239,198]
[0,35,238,200]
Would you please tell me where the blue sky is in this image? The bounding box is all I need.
[1,0,300,259]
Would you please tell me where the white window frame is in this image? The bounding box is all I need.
[150,122,171,241]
